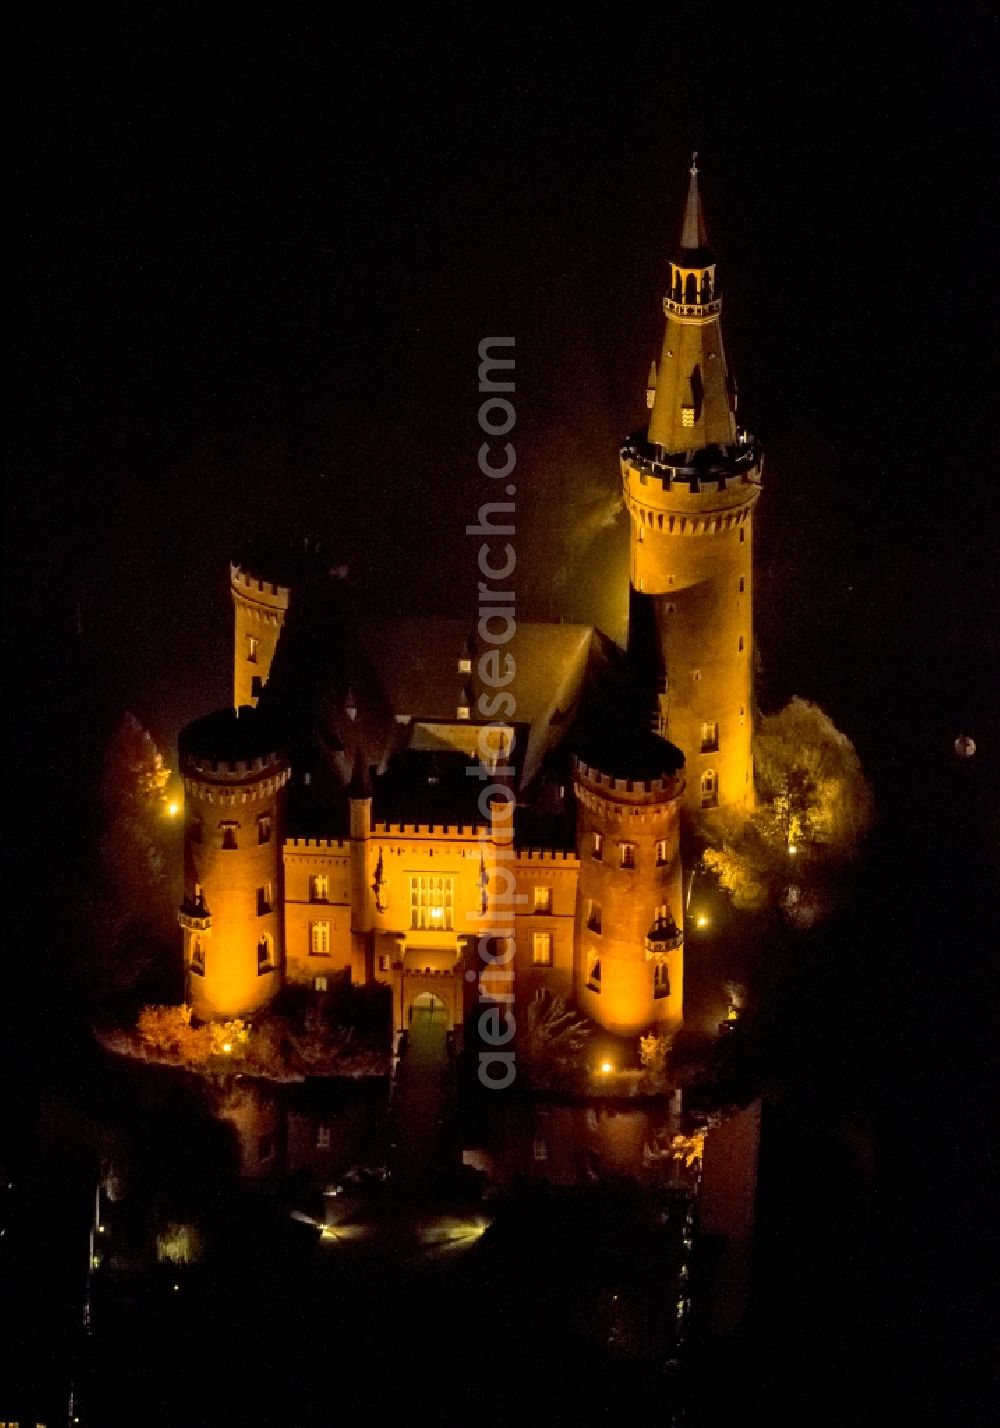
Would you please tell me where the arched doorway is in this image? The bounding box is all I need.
[407,991,449,1067]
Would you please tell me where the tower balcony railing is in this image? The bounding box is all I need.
[179,899,212,932]
[663,295,722,319]
[621,433,762,487]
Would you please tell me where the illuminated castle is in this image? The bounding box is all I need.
[178,159,761,1044]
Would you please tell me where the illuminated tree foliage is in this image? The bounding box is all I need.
[638,1030,675,1091]
[753,698,873,857]
[520,990,592,1090]
[82,714,179,1011]
[701,699,872,919]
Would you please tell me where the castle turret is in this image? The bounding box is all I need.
[572,734,685,1036]
[230,538,346,711]
[179,707,292,1019]
[622,157,762,815]
[230,564,292,711]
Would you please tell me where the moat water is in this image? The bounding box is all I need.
[14,1002,747,1426]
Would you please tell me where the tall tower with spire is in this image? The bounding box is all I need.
[622,157,762,815]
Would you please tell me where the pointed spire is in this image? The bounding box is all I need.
[680,151,708,251]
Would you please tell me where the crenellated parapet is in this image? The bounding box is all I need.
[514,847,580,864]
[284,837,350,852]
[371,821,489,840]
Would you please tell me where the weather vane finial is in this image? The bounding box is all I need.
[690,150,699,175]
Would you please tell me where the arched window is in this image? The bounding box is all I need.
[700,770,717,809]
[685,272,697,303]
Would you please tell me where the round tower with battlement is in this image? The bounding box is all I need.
[179,707,292,1019]
[230,564,292,711]
[623,157,762,816]
[230,539,348,710]
[572,735,685,1036]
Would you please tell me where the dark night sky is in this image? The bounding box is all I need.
[9,5,1000,1416]
[14,1,997,755]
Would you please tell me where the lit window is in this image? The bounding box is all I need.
[256,884,272,915]
[692,670,702,683]
[532,932,553,967]
[700,721,719,753]
[533,885,552,914]
[457,700,470,720]
[409,875,455,931]
[586,955,602,991]
[533,1136,548,1162]
[257,813,272,844]
[311,874,329,902]
[310,920,331,955]
[247,635,259,664]
[653,961,670,999]
[316,1125,331,1149]
[619,842,636,869]
[681,406,695,428]
[190,938,205,976]
[220,821,239,850]
[586,900,602,934]
[591,831,603,861]
[458,657,472,674]
[700,770,717,809]
[314,975,328,992]
[656,839,668,867]
[257,934,273,972]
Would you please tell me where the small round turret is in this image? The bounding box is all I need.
[179,707,292,1019]
[572,733,685,1036]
